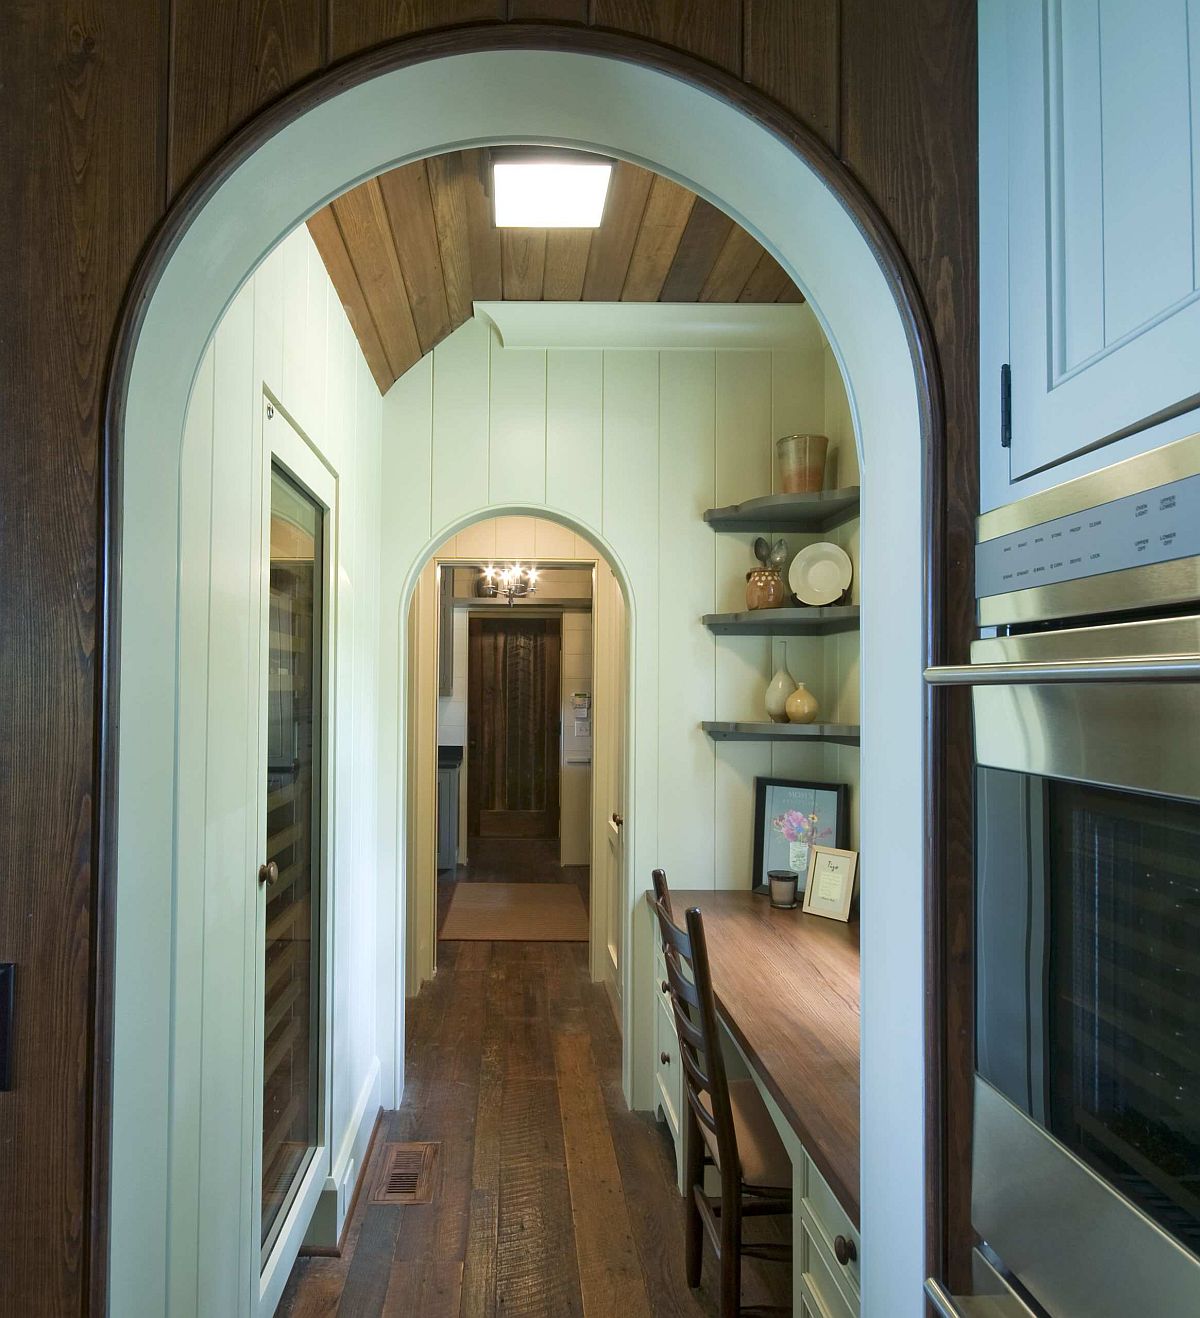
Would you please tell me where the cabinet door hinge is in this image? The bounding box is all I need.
[1000,363,1012,449]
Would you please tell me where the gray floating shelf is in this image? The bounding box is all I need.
[704,487,860,532]
[702,721,861,746]
[702,605,859,636]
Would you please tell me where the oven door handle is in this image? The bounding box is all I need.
[925,654,1200,685]
[924,1279,967,1318]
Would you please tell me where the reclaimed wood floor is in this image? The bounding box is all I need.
[277,940,790,1316]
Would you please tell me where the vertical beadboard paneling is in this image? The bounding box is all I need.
[489,347,547,505]
[280,229,313,434]
[430,317,491,530]
[546,349,604,530]
[382,353,435,574]
[172,226,386,1303]
[657,351,717,889]
[601,350,661,884]
[713,351,772,888]
[197,285,256,1318]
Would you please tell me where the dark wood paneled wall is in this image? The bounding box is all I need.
[0,3,976,1312]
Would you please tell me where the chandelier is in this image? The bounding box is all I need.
[481,562,539,606]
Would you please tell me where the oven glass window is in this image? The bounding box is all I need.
[977,770,1200,1256]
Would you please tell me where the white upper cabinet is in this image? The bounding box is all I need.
[981,0,1200,507]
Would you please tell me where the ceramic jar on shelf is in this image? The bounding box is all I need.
[746,567,787,611]
[765,665,796,722]
[776,433,829,493]
[785,682,819,724]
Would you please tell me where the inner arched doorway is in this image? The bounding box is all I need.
[108,39,938,1316]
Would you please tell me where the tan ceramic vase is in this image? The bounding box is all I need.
[785,682,819,724]
[746,568,786,610]
[777,434,829,493]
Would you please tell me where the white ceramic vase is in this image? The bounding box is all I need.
[765,666,796,723]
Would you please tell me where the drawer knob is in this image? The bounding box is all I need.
[834,1234,857,1266]
[661,980,669,994]
[660,1051,671,1066]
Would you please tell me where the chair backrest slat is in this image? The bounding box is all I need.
[649,869,741,1183]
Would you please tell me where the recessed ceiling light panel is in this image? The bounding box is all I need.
[492,153,613,228]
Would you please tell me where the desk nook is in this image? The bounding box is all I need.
[648,884,862,1318]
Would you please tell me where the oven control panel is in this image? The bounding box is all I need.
[976,471,1200,600]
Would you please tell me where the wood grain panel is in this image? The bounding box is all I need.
[509,0,589,18]
[543,230,592,300]
[427,151,478,325]
[378,159,453,354]
[0,0,166,1312]
[464,149,504,301]
[738,251,792,303]
[501,229,548,300]
[699,225,764,301]
[331,180,422,379]
[589,0,743,73]
[840,0,979,1287]
[621,175,696,300]
[314,152,791,387]
[306,209,393,392]
[744,0,841,150]
[328,0,505,61]
[659,198,735,301]
[168,0,323,195]
[580,161,653,300]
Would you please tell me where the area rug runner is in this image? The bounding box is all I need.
[440,882,588,942]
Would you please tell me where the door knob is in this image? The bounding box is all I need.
[660,1051,671,1066]
[612,812,624,827]
[258,860,279,887]
[834,1235,857,1266]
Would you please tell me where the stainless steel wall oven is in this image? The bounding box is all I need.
[927,435,1200,1318]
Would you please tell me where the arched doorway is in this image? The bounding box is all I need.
[107,40,937,1316]
[399,508,634,1007]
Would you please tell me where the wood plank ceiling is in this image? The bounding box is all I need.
[308,149,802,392]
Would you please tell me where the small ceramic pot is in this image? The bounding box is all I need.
[767,869,800,909]
[746,568,786,610]
[785,682,819,724]
[765,666,796,723]
[777,434,829,494]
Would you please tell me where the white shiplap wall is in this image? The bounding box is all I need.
[171,224,383,1315]
[379,307,858,1109]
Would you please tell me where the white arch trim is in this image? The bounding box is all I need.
[114,48,928,1317]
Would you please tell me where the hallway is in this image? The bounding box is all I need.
[278,940,788,1316]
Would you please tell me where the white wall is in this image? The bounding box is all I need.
[169,224,382,1316]
[379,305,856,1112]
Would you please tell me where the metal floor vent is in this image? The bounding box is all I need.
[369,1141,439,1205]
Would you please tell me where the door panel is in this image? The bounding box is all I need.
[1004,0,1200,480]
[260,468,323,1253]
[467,617,561,840]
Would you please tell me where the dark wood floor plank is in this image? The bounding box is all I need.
[554,1029,653,1318]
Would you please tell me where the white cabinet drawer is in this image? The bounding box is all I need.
[799,1218,857,1318]
[803,1158,860,1295]
[654,992,682,1139]
[799,1219,856,1318]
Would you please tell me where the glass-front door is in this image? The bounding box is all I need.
[976,766,1200,1256]
[260,465,324,1256]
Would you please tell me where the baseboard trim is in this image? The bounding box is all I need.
[299,1105,385,1258]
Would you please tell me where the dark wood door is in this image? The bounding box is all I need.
[468,616,561,840]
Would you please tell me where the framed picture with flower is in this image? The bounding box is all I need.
[751,777,849,897]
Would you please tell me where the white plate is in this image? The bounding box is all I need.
[789,541,852,605]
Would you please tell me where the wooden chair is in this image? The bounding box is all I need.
[650,869,792,1316]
